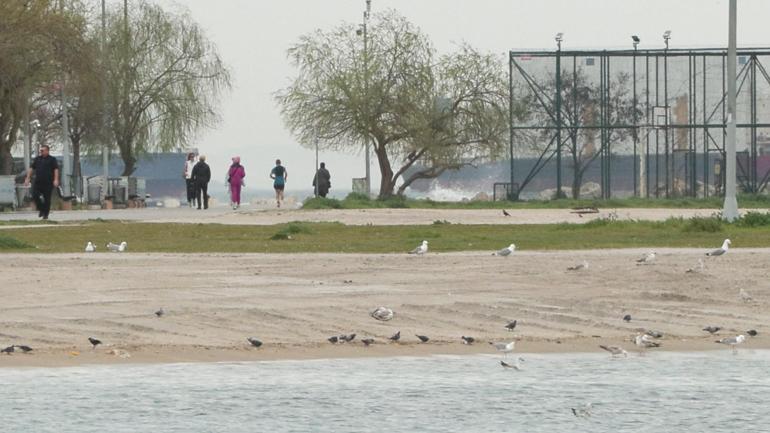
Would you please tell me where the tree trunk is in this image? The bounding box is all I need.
[572,168,582,199]
[0,143,12,176]
[374,143,395,199]
[118,138,136,176]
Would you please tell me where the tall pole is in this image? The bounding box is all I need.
[59,0,71,196]
[101,0,109,199]
[314,136,319,198]
[555,34,563,199]
[723,0,739,220]
[508,52,515,200]
[363,0,371,196]
[632,38,638,197]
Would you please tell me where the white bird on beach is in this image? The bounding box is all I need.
[636,251,656,265]
[739,289,753,303]
[599,345,628,358]
[634,334,661,354]
[686,259,705,273]
[408,240,428,255]
[567,260,589,271]
[106,241,127,252]
[489,341,516,357]
[492,244,515,257]
[85,242,96,252]
[716,334,746,354]
[706,239,731,257]
[370,306,394,321]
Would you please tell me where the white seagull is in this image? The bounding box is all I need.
[634,334,661,354]
[739,289,753,303]
[489,341,516,357]
[636,251,656,265]
[599,345,628,358]
[716,334,746,354]
[107,241,127,252]
[85,242,96,252]
[118,241,127,252]
[492,244,515,257]
[706,239,731,257]
[408,240,428,255]
[567,260,589,271]
[370,306,394,321]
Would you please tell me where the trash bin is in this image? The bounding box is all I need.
[351,177,367,194]
[114,186,127,204]
[15,184,31,207]
[87,183,102,204]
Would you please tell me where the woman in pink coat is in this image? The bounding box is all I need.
[227,156,246,209]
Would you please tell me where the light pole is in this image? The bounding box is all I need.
[632,35,639,197]
[663,30,671,197]
[554,32,563,199]
[360,0,372,196]
[101,0,109,200]
[723,0,739,220]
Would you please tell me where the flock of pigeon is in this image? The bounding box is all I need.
[85,241,127,252]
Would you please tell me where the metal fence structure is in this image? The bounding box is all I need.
[508,47,770,200]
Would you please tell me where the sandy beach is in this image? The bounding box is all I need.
[1,247,767,367]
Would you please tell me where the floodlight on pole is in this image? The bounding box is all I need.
[663,30,671,49]
[555,32,563,50]
[723,0,739,221]
[632,35,640,50]
[554,32,564,198]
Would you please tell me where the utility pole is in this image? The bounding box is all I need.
[101,0,109,199]
[554,33,563,199]
[723,0,739,221]
[59,0,71,196]
[363,0,372,196]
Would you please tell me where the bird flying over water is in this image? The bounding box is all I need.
[706,239,731,257]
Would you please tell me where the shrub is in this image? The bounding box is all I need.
[682,216,723,233]
[737,211,770,227]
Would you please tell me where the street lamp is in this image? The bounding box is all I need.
[662,30,671,49]
[359,0,372,196]
[632,35,640,50]
[554,32,564,198]
[632,35,640,196]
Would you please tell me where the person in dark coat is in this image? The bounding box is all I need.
[191,154,211,209]
[312,162,331,198]
[23,145,59,220]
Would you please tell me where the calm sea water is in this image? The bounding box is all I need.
[1,351,768,433]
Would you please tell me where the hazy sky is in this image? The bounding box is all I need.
[145,0,768,193]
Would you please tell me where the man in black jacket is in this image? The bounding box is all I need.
[312,162,331,198]
[191,154,211,209]
[23,145,60,220]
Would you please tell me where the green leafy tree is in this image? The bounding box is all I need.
[103,1,231,175]
[277,10,510,198]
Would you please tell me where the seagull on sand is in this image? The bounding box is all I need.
[14,345,33,353]
[154,308,164,318]
[88,337,102,349]
[416,335,430,343]
[703,326,722,335]
[599,345,628,357]
[716,334,746,354]
[706,239,731,257]
[636,251,656,265]
[739,289,753,303]
[389,331,401,342]
[361,338,375,346]
[107,242,127,253]
[504,320,518,332]
[492,244,516,257]
[85,242,96,252]
[686,259,705,273]
[489,341,516,357]
[500,357,524,370]
[408,240,428,255]
[461,336,475,345]
[1,346,14,355]
[370,307,394,321]
[567,260,589,271]
[247,337,263,348]
[634,334,661,353]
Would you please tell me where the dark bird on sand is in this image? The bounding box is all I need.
[154,308,164,318]
[389,331,401,342]
[339,333,356,343]
[247,337,262,348]
[461,336,475,345]
[328,336,339,344]
[502,209,511,217]
[1,346,14,355]
[416,335,429,343]
[505,320,517,331]
[361,338,375,346]
[623,314,632,323]
[703,326,722,334]
[88,337,102,348]
[747,329,758,337]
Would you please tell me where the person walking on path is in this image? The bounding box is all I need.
[24,145,59,220]
[227,156,246,210]
[312,162,331,198]
[183,152,197,207]
[270,159,287,208]
[192,154,211,209]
